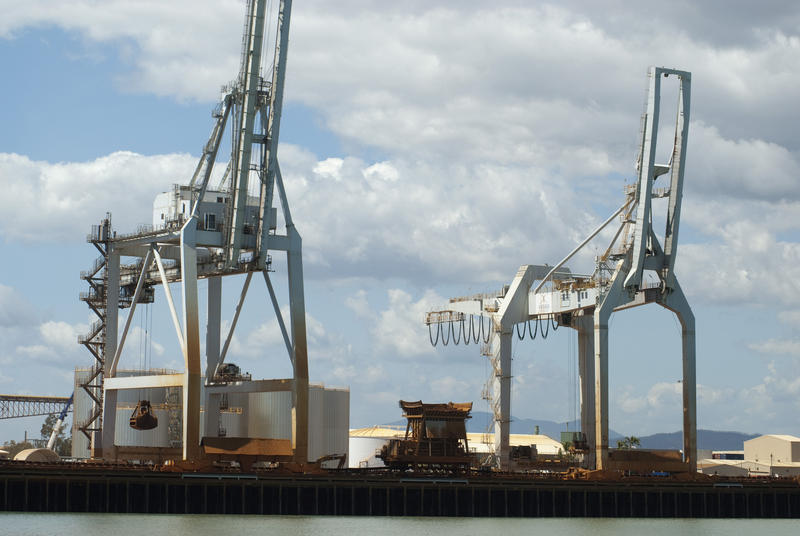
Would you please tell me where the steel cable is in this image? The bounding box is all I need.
[453,318,464,345]
[428,322,440,347]
[471,315,481,344]
[441,320,452,346]
[516,321,527,340]
[482,316,491,343]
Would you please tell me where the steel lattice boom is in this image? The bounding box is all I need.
[0,395,73,419]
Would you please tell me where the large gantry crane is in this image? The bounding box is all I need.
[77,0,309,463]
[426,67,695,472]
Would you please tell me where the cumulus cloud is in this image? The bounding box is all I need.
[0,284,37,327]
[3,0,800,432]
[14,320,86,366]
[0,151,196,242]
[0,0,243,101]
[748,339,800,357]
[372,289,445,358]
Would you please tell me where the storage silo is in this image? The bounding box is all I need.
[245,384,349,466]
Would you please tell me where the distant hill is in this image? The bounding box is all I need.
[467,411,625,441]
[383,411,624,441]
[381,411,757,450]
[638,429,759,451]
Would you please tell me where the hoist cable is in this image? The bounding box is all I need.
[428,322,440,347]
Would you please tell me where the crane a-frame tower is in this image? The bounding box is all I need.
[77,0,309,463]
[426,67,695,472]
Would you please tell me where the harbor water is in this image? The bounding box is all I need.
[0,514,797,536]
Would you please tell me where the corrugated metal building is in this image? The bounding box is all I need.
[73,368,349,464]
[72,368,175,458]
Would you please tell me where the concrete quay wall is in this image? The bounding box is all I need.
[1,468,798,518]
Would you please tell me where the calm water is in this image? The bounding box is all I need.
[0,514,797,536]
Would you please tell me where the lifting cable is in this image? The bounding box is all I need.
[428,322,440,347]
[441,320,452,346]
[453,317,464,345]
[512,314,560,342]
[471,315,481,344]
[427,314,495,347]
[461,317,471,346]
[515,320,527,340]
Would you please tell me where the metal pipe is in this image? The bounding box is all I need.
[152,246,186,356]
[262,270,295,368]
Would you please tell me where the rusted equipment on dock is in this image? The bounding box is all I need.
[379,400,473,471]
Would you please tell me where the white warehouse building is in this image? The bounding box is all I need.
[73,368,349,465]
[743,434,800,477]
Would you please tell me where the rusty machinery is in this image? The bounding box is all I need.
[379,400,473,472]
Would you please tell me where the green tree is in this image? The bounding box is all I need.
[1,440,35,458]
[40,414,72,456]
[616,436,641,449]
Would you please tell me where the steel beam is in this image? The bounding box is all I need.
[287,227,309,463]
[105,374,185,391]
[180,218,202,461]
[205,276,222,380]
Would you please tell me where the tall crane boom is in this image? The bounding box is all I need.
[79,0,310,465]
[47,394,74,451]
[424,67,696,472]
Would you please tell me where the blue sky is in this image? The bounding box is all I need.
[1,0,799,444]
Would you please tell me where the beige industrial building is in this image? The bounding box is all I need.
[697,434,800,477]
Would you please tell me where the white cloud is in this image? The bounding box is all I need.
[16,344,56,359]
[748,338,800,357]
[429,375,472,400]
[0,151,196,242]
[373,289,445,358]
[3,0,800,434]
[777,310,800,327]
[0,284,37,327]
[0,0,243,101]
[344,290,371,318]
[40,320,84,350]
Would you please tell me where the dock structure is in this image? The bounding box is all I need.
[0,465,798,517]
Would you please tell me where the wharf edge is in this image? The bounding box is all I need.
[1,464,798,518]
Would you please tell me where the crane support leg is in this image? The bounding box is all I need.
[492,329,513,470]
[662,281,697,472]
[181,218,202,461]
[573,314,596,468]
[593,317,609,470]
[287,227,309,464]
